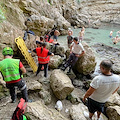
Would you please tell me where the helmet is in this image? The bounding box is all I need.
[2,47,13,56]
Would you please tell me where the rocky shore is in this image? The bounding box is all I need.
[0,0,120,120]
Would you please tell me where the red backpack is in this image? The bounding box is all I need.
[11,98,27,120]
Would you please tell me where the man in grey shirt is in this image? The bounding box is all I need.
[83,60,120,120]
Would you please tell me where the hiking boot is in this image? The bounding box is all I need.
[11,99,16,103]
[67,68,71,74]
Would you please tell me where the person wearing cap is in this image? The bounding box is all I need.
[61,37,85,73]
[0,47,29,103]
[83,60,120,120]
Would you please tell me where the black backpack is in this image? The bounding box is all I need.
[11,98,27,120]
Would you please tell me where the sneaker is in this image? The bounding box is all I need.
[84,111,89,118]
[11,99,16,103]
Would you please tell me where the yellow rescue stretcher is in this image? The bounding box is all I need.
[15,36,37,73]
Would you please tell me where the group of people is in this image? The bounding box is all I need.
[0,26,120,120]
[109,30,120,44]
[62,27,85,74]
[65,28,120,120]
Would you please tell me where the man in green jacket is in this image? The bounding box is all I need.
[0,47,28,103]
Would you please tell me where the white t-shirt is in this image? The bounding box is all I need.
[90,74,120,103]
[71,42,84,54]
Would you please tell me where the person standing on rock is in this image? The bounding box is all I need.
[33,42,54,77]
[83,60,120,120]
[0,47,29,103]
[61,37,85,73]
[79,27,85,42]
[67,28,73,48]
[53,29,60,41]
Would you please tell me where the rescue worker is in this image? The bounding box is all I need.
[33,42,54,77]
[0,47,28,103]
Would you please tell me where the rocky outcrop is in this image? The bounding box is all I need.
[26,101,69,120]
[92,43,120,74]
[105,93,120,120]
[50,69,74,99]
[106,106,120,120]
[49,55,63,69]
[0,0,120,55]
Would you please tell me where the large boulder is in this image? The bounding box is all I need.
[49,55,63,69]
[106,106,120,120]
[105,93,120,120]
[75,42,96,75]
[50,69,74,99]
[106,93,120,107]
[26,101,69,120]
[69,103,88,120]
[50,45,65,57]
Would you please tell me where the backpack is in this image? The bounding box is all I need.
[11,98,27,120]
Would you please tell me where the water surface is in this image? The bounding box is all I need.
[58,23,120,49]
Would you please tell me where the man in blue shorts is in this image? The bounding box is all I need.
[83,60,120,120]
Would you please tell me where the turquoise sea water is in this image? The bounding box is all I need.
[58,23,120,49]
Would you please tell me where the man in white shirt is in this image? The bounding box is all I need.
[83,60,120,120]
[61,37,85,73]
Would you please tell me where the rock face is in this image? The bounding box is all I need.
[105,93,120,120]
[69,103,87,120]
[49,55,63,69]
[26,101,69,120]
[50,69,74,99]
[92,43,120,74]
[106,106,120,120]
[0,0,120,57]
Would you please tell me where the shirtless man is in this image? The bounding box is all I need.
[79,27,85,42]
[112,35,120,44]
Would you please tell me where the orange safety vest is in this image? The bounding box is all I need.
[45,35,54,43]
[36,47,50,64]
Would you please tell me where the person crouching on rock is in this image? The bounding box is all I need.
[33,42,54,77]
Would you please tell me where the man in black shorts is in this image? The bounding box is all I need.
[83,60,120,119]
